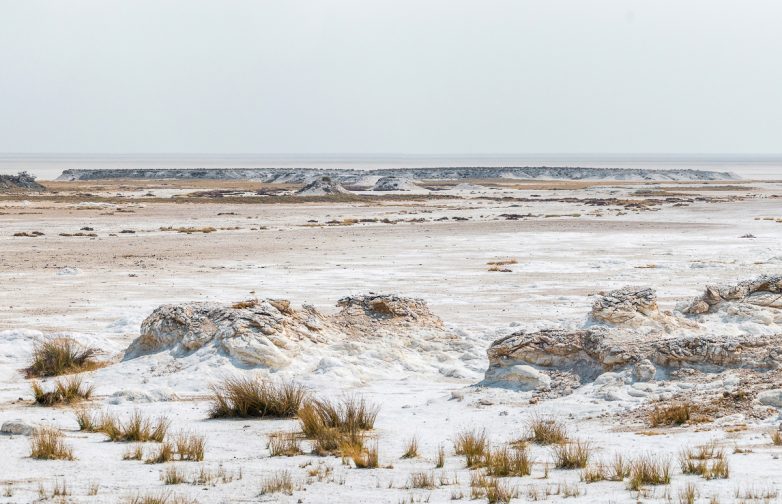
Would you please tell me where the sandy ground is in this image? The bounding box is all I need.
[1,178,782,503]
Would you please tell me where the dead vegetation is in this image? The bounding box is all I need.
[679,443,729,480]
[298,396,379,456]
[268,432,303,457]
[552,440,591,469]
[209,376,306,418]
[649,401,709,427]
[97,410,170,442]
[260,470,294,495]
[454,429,488,467]
[26,337,101,377]
[30,426,75,460]
[627,454,671,490]
[483,445,533,477]
[124,491,197,504]
[401,436,419,459]
[160,226,217,234]
[528,417,568,445]
[31,375,93,405]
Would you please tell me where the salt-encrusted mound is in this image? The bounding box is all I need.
[125,294,476,378]
[371,176,418,192]
[0,172,44,192]
[682,275,782,314]
[126,299,333,367]
[485,275,782,394]
[295,176,350,196]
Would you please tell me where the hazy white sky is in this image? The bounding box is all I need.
[1,0,780,155]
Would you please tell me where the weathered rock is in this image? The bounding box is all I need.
[484,364,551,390]
[633,359,657,382]
[0,171,44,193]
[1,419,36,436]
[757,389,782,408]
[295,176,350,196]
[682,275,782,314]
[592,287,659,325]
[372,176,418,192]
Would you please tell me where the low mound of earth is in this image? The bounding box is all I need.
[0,171,44,192]
[485,275,782,417]
[371,176,420,191]
[295,176,350,195]
[125,294,480,380]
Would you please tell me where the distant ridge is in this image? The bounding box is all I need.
[57,166,738,183]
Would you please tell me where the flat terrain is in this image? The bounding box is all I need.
[1,176,782,503]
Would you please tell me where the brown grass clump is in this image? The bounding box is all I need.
[454,429,488,468]
[145,441,175,464]
[401,436,419,459]
[410,471,436,489]
[31,375,93,406]
[771,430,782,445]
[649,402,693,427]
[627,454,671,490]
[174,432,205,461]
[483,446,533,477]
[30,426,75,460]
[260,470,294,495]
[231,299,258,309]
[341,441,379,469]
[101,410,170,442]
[679,482,698,504]
[679,444,729,480]
[124,491,196,504]
[268,432,303,457]
[552,440,591,469]
[26,337,100,377]
[470,473,517,503]
[123,444,144,460]
[209,376,306,418]
[161,466,186,485]
[528,417,568,445]
[298,396,379,456]
[435,444,446,468]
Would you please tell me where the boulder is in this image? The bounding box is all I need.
[683,275,782,314]
[484,364,551,390]
[633,359,657,382]
[591,287,659,325]
[757,389,782,408]
[295,176,350,196]
[1,419,36,436]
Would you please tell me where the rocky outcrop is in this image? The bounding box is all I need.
[682,275,782,314]
[0,172,44,192]
[295,176,350,196]
[591,287,659,325]
[372,176,418,191]
[125,294,468,376]
[57,166,739,183]
[486,275,782,394]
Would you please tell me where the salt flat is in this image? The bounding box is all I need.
[1,175,781,503]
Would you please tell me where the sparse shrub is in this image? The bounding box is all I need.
[124,491,196,504]
[649,402,691,426]
[162,466,186,485]
[679,444,729,480]
[299,396,378,436]
[100,410,169,442]
[75,407,98,431]
[209,376,306,418]
[581,461,607,483]
[32,375,93,406]
[260,470,294,495]
[483,445,533,477]
[627,454,670,490]
[483,476,517,503]
[528,417,568,445]
[454,429,488,468]
[611,453,629,480]
[401,436,419,459]
[30,426,74,460]
[771,430,782,445]
[26,337,100,377]
[343,441,378,469]
[552,440,590,469]
[268,432,302,457]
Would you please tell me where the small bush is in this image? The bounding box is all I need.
[260,470,294,495]
[528,417,568,445]
[401,436,419,459]
[454,429,488,468]
[552,440,590,469]
[26,337,100,377]
[30,426,74,460]
[268,432,302,457]
[209,376,306,418]
[627,454,670,490]
[32,375,93,406]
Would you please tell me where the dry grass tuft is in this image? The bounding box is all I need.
[260,470,294,495]
[470,473,517,503]
[231,299,258,309]
[410,471,436,489]
[341,441,378,469]
[145,441,175,464]
[268,432,303,457]
[209,376,306,418]
[99,410,170,442]
[31,375,93,406]
[483,445,533,477]
[401,436,419,459]
[30,426,75,460]
[649,402,693,427]
[124,491,197,504]
[26,337,101,377]
[161,466,186,485]
[435,444,446,468]
[123,444,144,460]
[298,396,379,455]
[528,417,568,445]
[627,454,671,490]
[552,440,591,469]
[771,430,782,445]
[174,432,205,461]
[454,428,488,468]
